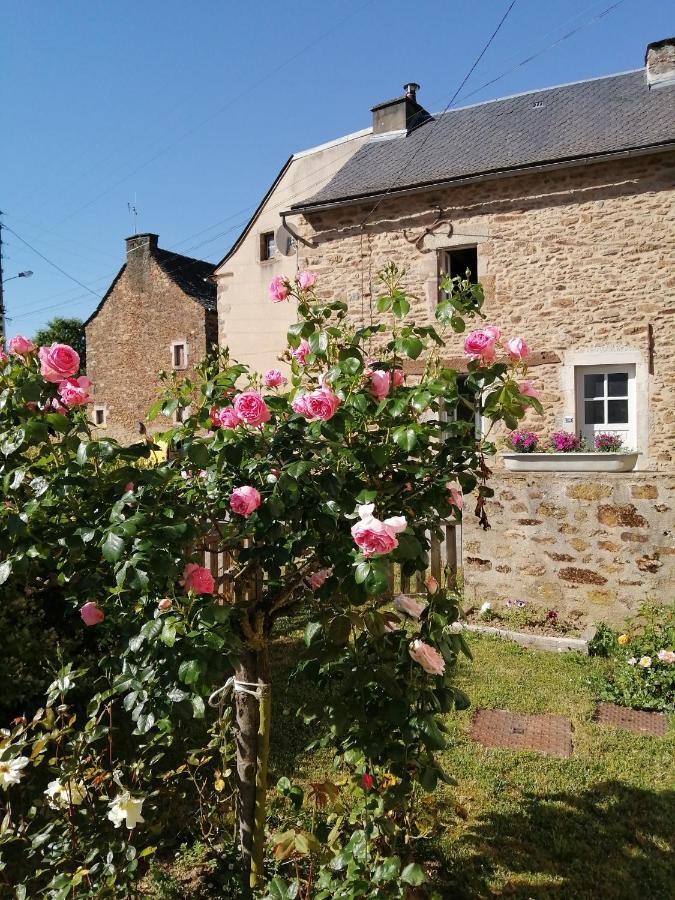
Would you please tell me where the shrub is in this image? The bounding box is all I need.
[590,604,675,711]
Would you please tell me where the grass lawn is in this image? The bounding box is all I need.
[270,632,675,900]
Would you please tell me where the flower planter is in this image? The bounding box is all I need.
[502,451,640,473]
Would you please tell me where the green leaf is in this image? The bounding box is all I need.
[191,695,205,719]
[354,561,371,584]
[391,296,411,317]
[0,561,12,585]
[374,855,401,883]
[178,659,201,685]
[102,532,125,562]
[308,331,328,356]
[304,621,322,647]
[328,616,351,645]
[401,336,424,359]
[393,426,417,451]
[188,441,209,468]
[401,862,427,886]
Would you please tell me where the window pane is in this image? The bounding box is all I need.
[607,399,628,424]
[584,374,604,399]
[585,400,605,424]
[607,372,628,397]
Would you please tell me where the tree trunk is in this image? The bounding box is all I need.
[234,649,259,895]
[234,643,272,894]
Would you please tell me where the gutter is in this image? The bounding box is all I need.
[282,141,675,217]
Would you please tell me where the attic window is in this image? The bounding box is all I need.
[442,246,478,284]
[172,341,187,370]
[260,232,276,261]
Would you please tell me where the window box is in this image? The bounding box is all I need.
[502,451,640,473]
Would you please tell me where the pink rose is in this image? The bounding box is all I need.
[296,271,317,290]
[447,485,464,511]
[269,276,289,303]
[8,335,35,356]
[464,329,497,364]
[230,485,262,517]
[306,567,332,590]
[394,595,426,620]
[518,381,540,401]
[233,391,271,426]
[210,404,241,429]
[366,367,405,400]
[294,386,340,422]
[505,336,530,362]
[409,639,445,676]
[657,649,675,664]
[263,369,286,388]
[0,349,8,365]
[38,343,80,383]
[351,503,407,558]
[181,563,215,595]
[484,325,502,341]
[157,598,173,612]
[425,575,439,594]
[80,601,104,626]
[58,376,92,407]
[291,339,311,366]
[361,772,374,792]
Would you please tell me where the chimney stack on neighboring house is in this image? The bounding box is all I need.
[645,37,675,89]
[125,233,159,289]
[371,83,432,136]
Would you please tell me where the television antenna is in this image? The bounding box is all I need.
[127,194,139,234]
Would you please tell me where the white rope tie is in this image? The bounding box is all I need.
[208,677,268,708]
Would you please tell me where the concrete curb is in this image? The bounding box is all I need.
[465,622,595,654]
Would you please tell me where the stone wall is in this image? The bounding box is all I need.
[86,258,214,444]
[461,471,674,626]
[290,150,675,622]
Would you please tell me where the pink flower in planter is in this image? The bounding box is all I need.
[230,485,261,517]
[209,404,241,429]
[657,649,675,664]
[409,639,445,675]
[505,337,530,361]
[181,563,215,595]
[306,567,332,589]
[291,339,311,366]
[518,381,540,401]
[269,276,289,302]
[58,376,92,407]
[293,386,340,422]
[8,335,34,356]
[233,391,270,426]
[38,343,80,382]
[263,369,286,388]
[394,595,426,620]
[80,601,104,626]
[463,329,497,364]
[296,271,317,290]
[351,503,407,557]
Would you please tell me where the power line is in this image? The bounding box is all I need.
[359,0,518,230]
[3,226,101,298]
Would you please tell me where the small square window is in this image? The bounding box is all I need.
[443,246,478,285]
[260,232,276,261]
[575,364,635,448]
[172,342,187,369]
[94,406,106,426]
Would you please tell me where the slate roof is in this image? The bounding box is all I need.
[292,69,675,210]
[83,246,216,327]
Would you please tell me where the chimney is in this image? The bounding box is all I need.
[125,233,158,289]
[645,37,675,89]
[371,83,432,136]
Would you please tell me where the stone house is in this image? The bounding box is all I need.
[217,38,675,624]
[212,127,369,374]
[85,233,217,444]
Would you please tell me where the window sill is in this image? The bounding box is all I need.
[502,452,640,473]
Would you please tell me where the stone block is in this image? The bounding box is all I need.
[630,484,657,499]
[570,538,589,551]
[546,551,574,562]
[597,504,648,528]
[566,483,613,500]
[538,502,568,519]
[587,589,616,605]
[466,557,492,570]
[522,563,547,576]
[620,532,648,543]
[559,567,608,585]
[598,540,621,552]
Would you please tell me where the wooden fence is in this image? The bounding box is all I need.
[196,522,460,600]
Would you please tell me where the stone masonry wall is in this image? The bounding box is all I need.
[461,472,674,627]
[86,258,212,444]
[291,151,675,622]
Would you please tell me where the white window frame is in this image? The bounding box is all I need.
[93,405,107,427]
[561,349,648,466]
[575,364,635,448]
[171,340,188,371]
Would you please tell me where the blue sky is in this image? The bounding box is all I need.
[2,0,672,339]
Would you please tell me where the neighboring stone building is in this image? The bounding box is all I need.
[231,38,675,624]
[212,127,370,374]
[85,233,217,444]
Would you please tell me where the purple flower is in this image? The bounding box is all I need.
[594,433,623,452]
[550,431,581,452]
[510,430,539,453]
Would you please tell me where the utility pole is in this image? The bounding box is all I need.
[0,212,5,345]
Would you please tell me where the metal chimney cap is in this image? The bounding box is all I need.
[404,82,420,100]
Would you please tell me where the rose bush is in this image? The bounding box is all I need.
[0,264,537,896]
